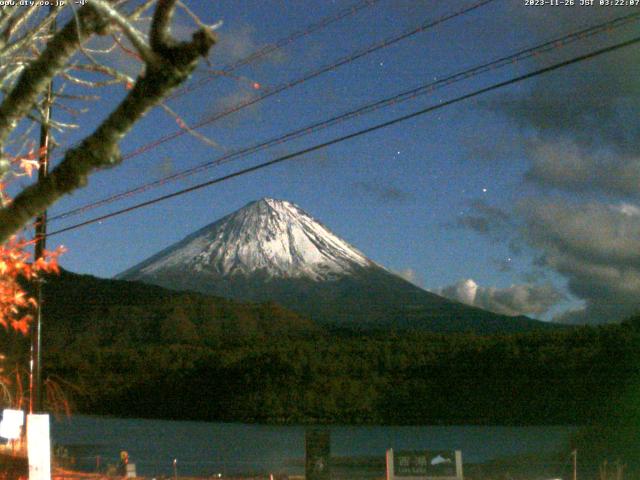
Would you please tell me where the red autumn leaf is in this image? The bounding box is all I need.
[19,159,39,177]
[12,315,31,334]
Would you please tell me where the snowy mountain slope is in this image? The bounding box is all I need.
[119,198,373,281]
[118,198,557,333]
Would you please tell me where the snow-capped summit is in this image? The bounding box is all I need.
[118,198,554,333]
[119,198,374,282]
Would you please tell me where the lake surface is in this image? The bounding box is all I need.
[51,415,576,477]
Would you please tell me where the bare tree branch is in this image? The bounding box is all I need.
[129,0,158,22]
[0,5,110,148]
[0,6,38,47]
[0,2,216,243]
[150,0,177,53]
[89,0,155,64]
[159,102,222,150]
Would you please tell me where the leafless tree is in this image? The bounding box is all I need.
[0,0,217,243]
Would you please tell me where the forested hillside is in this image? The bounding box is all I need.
[43,311,640,426]
[44,323,638,426]
[7,271,639,430]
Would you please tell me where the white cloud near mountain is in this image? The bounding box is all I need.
[519,200,640,324]
[462,8,640,324]
[396,267,422,287]
[454,198,640,323]
[438,279,563,318]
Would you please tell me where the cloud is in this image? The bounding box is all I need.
[440,279,478,306]
[482,6,640,195]
[520,199,640,323]
[464,7,640,324]
[520,269,548,284]
[215,24,259,65]
[494,258,513,273]
[455,197,640,323]
[215,23,288,67]
[496,52,640,155]
[205,89,262,128]
[353,181,412,203]
[525,137,640,196]
[396,268,422,287]
[438,278,563,318]
[485,4,640,150]
[455,199,512,236]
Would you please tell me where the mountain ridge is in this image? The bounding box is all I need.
[119,198,559,334]
[119,198,374,281]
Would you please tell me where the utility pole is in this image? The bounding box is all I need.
[30,8,55,415]
[30,83,52,414]
[572,449,577,480]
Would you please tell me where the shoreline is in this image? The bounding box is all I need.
[51,451,572,480]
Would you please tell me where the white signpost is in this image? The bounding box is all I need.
[27,414,51,480]
[386,449,463,480]
[0,409,24,441]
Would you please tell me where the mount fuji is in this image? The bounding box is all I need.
[118,198,555,333]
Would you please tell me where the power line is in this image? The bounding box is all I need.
[46,0,495,179]
[116,0,498,162]
[49,11,640,222]
[45,0,381,165]
[170,0,382,100]
[48,0,498,221]
[46,35,640,238]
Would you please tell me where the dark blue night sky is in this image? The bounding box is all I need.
[42,0,640,324]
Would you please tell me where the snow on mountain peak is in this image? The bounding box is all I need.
[129,198,374,281]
